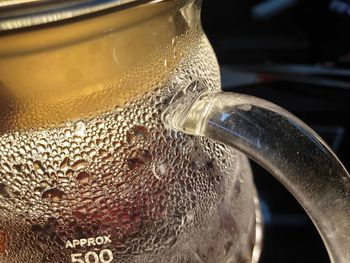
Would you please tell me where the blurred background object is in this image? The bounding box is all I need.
[201,0,350,262]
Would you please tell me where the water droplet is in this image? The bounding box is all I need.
[42,188,64,202]
[66,169,74,177]
[64,129,72,137]
[88,149,97,158]
[96,139,104,148]
[33,160,45,174]
[57,170,64,178]
[38,138,48,145]
[2,163,10,173]
[152,162,166,180]
[114,114,122,121]
[59,157,70,170]
[114,106,122,112]
[40,181,50,188]
[18,148,26,156]
[37,144,46,153]
[96,122,104,129]
[102,154,113,162]
[72,159,87,170]
[74,121,86,137]
[126,132,136,145]
[98,149,108,157]
[76,171,91,184]
[165,236,177,247]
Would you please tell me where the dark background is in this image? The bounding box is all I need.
[201,1,350,262]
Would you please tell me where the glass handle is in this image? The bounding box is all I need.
[163,86,350,263]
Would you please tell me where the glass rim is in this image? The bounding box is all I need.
[0,0,168,31]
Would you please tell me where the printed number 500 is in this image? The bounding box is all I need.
[71,249,113,263]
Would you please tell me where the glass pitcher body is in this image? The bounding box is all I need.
[0,1,260,262]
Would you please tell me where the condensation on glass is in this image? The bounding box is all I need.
[0,0,349,263]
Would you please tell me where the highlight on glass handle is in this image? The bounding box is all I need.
[163,82,350,263]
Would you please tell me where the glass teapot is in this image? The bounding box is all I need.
[0,0,349,262]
